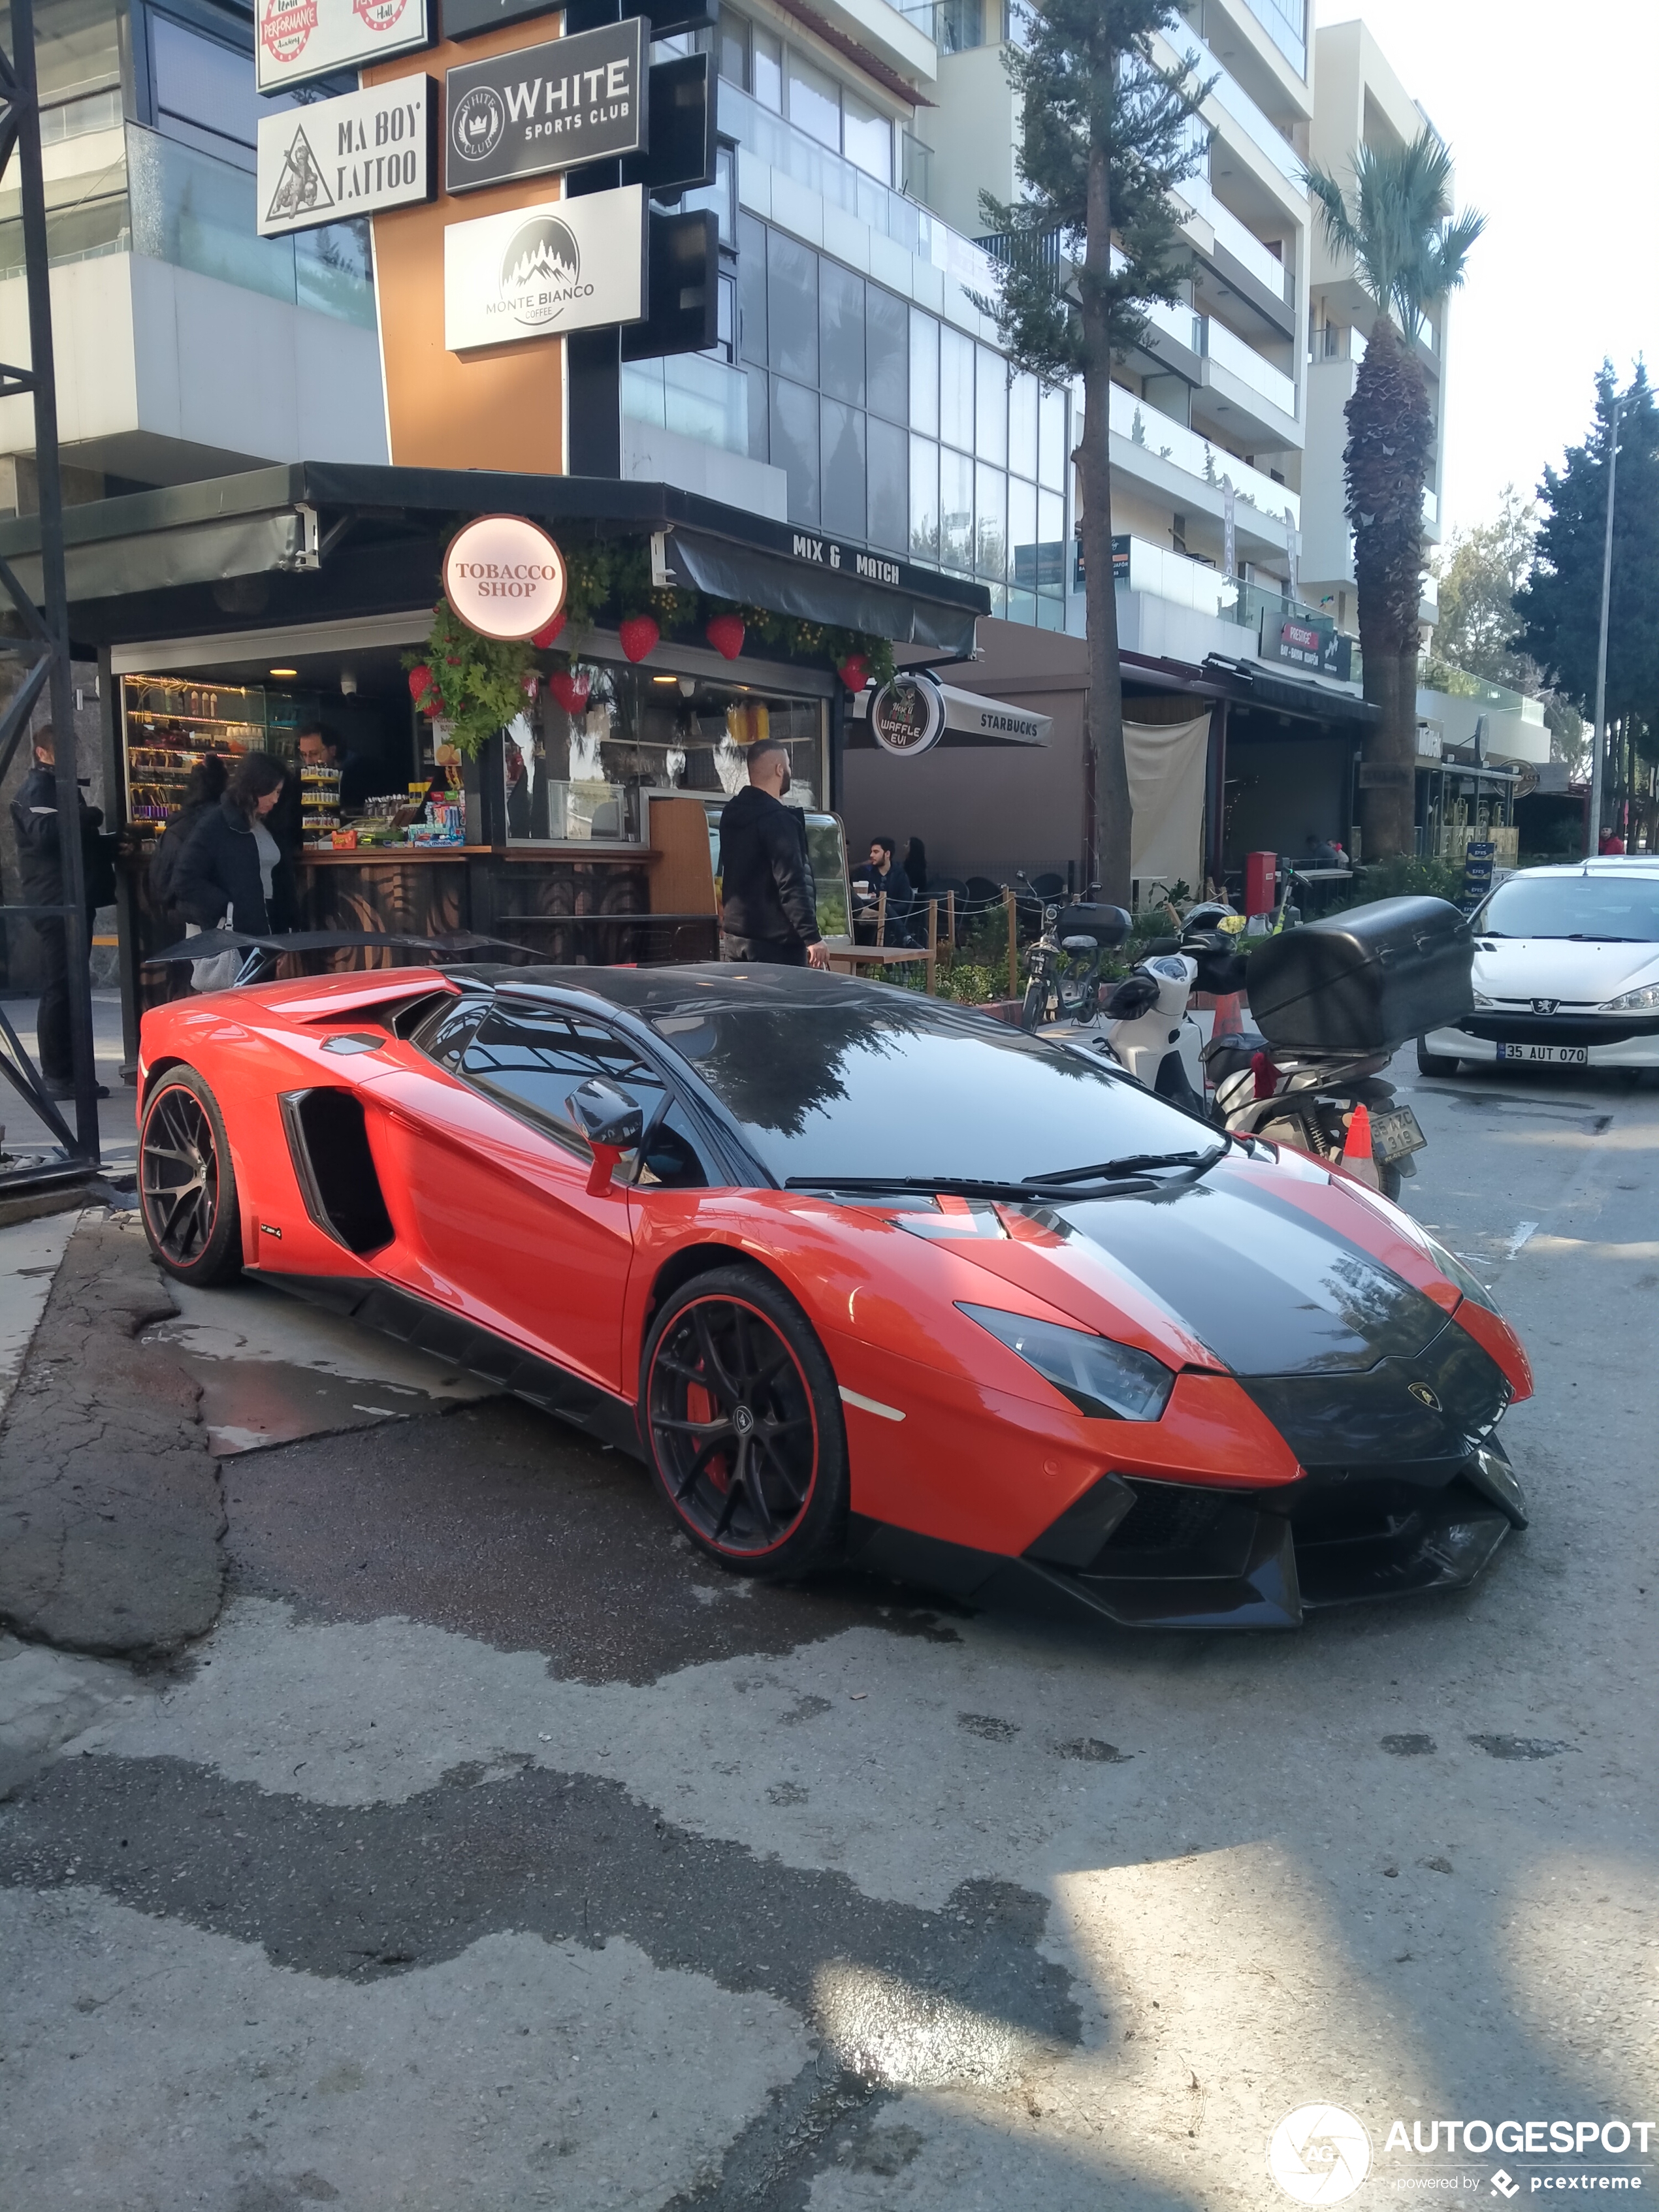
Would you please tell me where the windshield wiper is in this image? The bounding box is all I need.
[782,1172,1158,1201]
[1565,933,1647,942]
[1031,1145,1225,1185]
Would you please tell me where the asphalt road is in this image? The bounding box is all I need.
[1,1053,1656,2211]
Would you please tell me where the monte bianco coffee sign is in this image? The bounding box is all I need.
[257,80,433,236]
[443,185,645,352]
[445,19,644,195]
[256,0,430,95]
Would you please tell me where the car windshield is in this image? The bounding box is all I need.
[1478,874,1659,942]
[650,992,1210,1185]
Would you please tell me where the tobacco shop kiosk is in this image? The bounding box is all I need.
[0,462,985,1059]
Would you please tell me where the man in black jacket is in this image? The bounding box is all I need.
[9,726,114,1098]
[717,737,830,968]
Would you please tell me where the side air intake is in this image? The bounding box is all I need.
[279,1089,394,1255]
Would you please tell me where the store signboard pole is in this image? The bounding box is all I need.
[0,0,100,1172]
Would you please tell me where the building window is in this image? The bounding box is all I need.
[841,86,892,185]
[869,417,908,552]
[939,446,973,573]
[820,259,865,406]
[750,20,782,110]
[822,398,866,540]
[974,343,1007,466]
[771,379,820,523]
[909,308,939,437]
[867,284,908,423]
[786,48,840,152]
[151,11,259,167]
[940,325,973,452]
[1038,382,1067,492]
[910,436,939,562]
[766,229,818,387]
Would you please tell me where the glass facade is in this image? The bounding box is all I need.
[0,0,373,325]
[733,212,1070,626]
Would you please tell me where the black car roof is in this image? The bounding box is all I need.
[447,962,969,1023]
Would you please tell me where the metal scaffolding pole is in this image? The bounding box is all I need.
[0,0,101,1179]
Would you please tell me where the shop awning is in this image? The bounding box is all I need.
[0,462,988,658]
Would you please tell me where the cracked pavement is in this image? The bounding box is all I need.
[0,1056,1655,2209]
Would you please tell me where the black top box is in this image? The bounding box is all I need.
[1247,896,1474,1055]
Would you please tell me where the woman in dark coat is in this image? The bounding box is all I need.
[174,752,296,937]
[903,836,928,897]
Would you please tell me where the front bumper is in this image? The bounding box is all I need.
[1425,1012,1659,1068]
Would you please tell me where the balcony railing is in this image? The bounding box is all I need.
[1240,0,1307,78]
[1108,381,1298,526]
[720,78,1002,296]
[622,353,749,454]
[1115,534,1232,617]
[1172,23,1304,187]
[1203,313,1297,416]
[1181,176,1291,300]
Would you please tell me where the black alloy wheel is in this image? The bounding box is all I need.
[643,1264,847,1576]
[139,1067,244,1285]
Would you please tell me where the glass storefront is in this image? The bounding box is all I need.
[499,658,829,846]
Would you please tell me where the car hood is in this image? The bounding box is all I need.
[1474,937,1659,1003]
[957,1168,1450,1379]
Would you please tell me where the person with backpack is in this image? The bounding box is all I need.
[9,724,118,1098]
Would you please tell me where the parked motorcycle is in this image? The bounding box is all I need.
[1022,891,1470,1204]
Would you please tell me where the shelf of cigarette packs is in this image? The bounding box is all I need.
[300,762,342,844]
[121,675,271,837]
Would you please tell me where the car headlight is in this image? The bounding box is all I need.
[959,1304,1174,1420]
[1599,982,1659,1012]
[1472,989,1496,1009]
[1421,1233,1500,1315]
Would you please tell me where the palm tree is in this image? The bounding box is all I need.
[1306,129,1485,859]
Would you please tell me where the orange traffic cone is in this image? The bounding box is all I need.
[1339,1103,1381,1189]
[1210,991,1244,1040]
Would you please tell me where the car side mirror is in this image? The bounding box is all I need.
[566,1078,644,1193]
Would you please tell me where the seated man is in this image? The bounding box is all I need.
[852,835,914,944]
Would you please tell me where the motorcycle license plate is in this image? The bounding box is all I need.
[1368,1105,1426,1162]
[1496,1042,1589,1065]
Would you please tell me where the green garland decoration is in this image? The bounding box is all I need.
[403,600,536,760]
[408,539,899,750]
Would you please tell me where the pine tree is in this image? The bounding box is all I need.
[977,0,1209,904]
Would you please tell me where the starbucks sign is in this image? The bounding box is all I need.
[869,671,946,757]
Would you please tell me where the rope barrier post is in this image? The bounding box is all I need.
[925,898,937,995]
[1005,885,1017,999]
[876,890,886,950]
[946,888,956,953]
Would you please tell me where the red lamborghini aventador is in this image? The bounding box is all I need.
[136,963,1534,1629]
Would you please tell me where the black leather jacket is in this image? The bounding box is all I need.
[717,785,821,948]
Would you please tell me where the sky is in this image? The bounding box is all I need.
[1314,0,1659,545]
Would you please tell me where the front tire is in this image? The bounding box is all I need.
[139,1066,244,1285]
[642,1264,848,1577]
[1020,976,1046,1031]
[1416,1037,1460,1078]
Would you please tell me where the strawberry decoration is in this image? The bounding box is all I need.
[407,663,433,702]
[547,668,591,717]
[618,613,660,664]
[532,610,566,650]
[521,671,540,700]
[837,653,871,693]
[705,613,745,662]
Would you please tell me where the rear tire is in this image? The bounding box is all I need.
[1020,976,1046,1031]
[1379,1162,1404,1202]
[642,1264,848,1579]
[1416,1037,1459,1078]
[139,1066,244,1286]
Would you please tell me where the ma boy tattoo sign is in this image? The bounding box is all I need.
[256,0,430,95]
[445,18,644,194]
[257,80,434,236]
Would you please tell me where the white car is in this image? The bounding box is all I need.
[1419,858,1659,1076]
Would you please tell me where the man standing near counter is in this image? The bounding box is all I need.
[717,737,831,969]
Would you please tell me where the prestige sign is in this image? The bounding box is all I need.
[869,672,946,757]
[443,515,568,641]
[256,0,429,95]
[443,184,645,350]
[257,80,433,236]
[445,20,644,195]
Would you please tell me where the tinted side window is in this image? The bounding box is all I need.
[462,1009,664,1153]
[413,996,489,1070]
